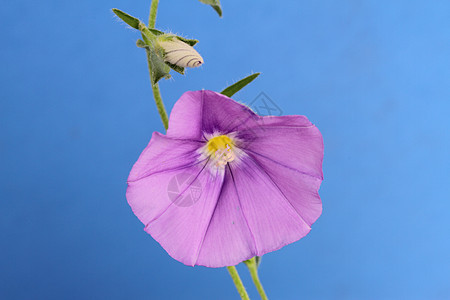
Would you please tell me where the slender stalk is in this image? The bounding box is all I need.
[145,0,168,130]
[150,76,169,130]
[245,258,268,300]
[227,266,250,300]
[148,0,159,28]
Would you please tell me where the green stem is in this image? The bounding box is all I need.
[245,258,268,300]
[227,266,250,300]
[148,0,159,28]
[150,78,169,130]
[145,0,168,130]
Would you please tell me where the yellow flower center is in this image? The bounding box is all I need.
[206,135,236,167]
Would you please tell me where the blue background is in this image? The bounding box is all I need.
[1,0,449,299]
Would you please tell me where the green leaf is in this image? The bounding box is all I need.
[198,0,222,17]
[221,73,261,97]
[112,8,141,29]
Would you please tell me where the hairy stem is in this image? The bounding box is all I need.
[149,74,169,130]
[145,0,168,130]
[148,0,159,28]
[227,266,250,300]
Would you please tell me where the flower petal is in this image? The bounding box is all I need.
[144,167,224,266]
[195,171,257,267]
[229,156,312,257]
[197,155,313,267]
[238,117,324,180]
[166,90,259,140]
[256,115,313,127]
[236,117,324,226]
[126,132,205,225]
[248,153,322,226]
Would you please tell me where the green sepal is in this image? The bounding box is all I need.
[166,62,185,75]
[136,39,147,48]
[149,29,199,47]
[112,8,141,29]
[243,256,262,269]
[140,25,157,43]
[138,38,184,79]
[198,0,223,17]
[147,47,171,84]
[148,28,164,36]
[137,38,171,84]
[254,256,261,268]
[176,36,198,46]
[221,73,261,97]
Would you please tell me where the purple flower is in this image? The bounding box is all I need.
[127,90,324,268]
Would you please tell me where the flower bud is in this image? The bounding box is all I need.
[157,37,203,68]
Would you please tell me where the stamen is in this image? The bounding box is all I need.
[206,135,236,167]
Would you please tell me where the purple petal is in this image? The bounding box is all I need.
[248,153,322,226]
[197,154,317,267]
[256,115,313,128]
[127,132,226,266]
[226,156,312,259]
[239,117,324,180]
[167,90,259,140]
[127,132,205,225]
[195,172,257,267]
[237,116,324,227]
[165,91,204,140]
[144,167,224,266]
